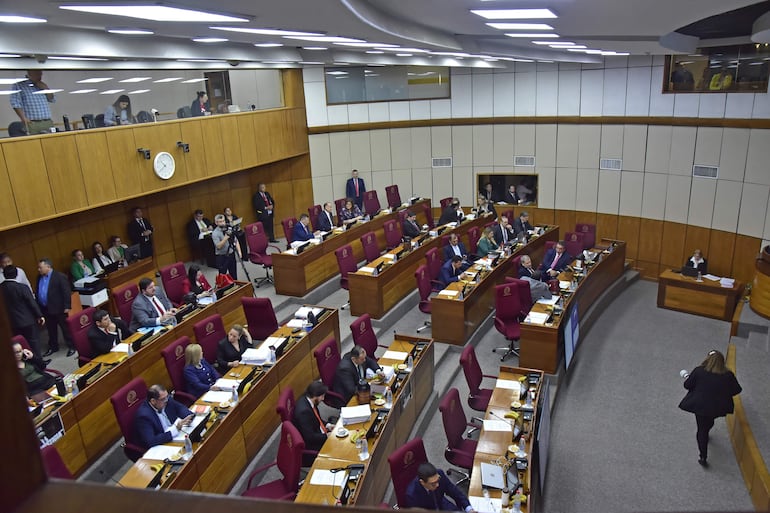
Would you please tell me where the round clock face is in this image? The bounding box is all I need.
[153,151,175,180]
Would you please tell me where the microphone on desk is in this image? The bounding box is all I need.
[489,410,513,425]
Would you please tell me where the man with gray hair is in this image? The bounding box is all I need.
[518,255,552,301]
[212,213,239,279]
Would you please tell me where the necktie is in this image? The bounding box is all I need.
[327,212,332,226]
[312,405,327,433]
[502,226,508,243]
[354,178,359,195]
[262,192,271,207]
[151,296,165,316]
[139,218,146,230]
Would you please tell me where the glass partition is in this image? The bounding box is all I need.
[476,173,538,206]
[325,65,450,104]
[663,44,770,93]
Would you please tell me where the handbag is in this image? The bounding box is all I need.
[216,272,235,288]
[678,390,697,413]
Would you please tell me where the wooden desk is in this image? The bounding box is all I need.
[272,199,431,297]
[657,270,743,321]
[519,242,626,374]
[118,306,341,492]
[296,335,434,506]
[348,215,489,319]
[468,366,544,513]
[104,258,156,316]
[431,227,558,345]
[35,283,252,477]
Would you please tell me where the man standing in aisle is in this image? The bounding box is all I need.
[252,183,277,242]
[346,169,366,210]
[10,69,55,134]
[2,265,46,362]
[127,207,154,259]
[212,214,239,280]
[37,258,76,357]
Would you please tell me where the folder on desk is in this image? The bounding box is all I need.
[480,462,505,489]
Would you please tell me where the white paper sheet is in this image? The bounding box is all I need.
[381,350,409,361]
[483,419,512,432]
[309,469,346,487]
[438,290,459,297]
[525,312,550,325]
[469,496,502,513]
[703,274,720,281]
[720,278,735,288]
[286,318,305,328]
[110,343,131,353]
[495,379,521,394]
[213,379,239,391]
[295,307,323,319]
[142,445,182,461]
[536,296,559,306]
[201,390,232,403]
[359,266,375,273]
[241,347,269,364]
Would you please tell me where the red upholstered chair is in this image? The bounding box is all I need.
[511,255,522,272]
[564,231,585,258]
[397,209,409,226]
[388,438,428,507]
[360,231,380,263]
[501,210,514,223]
[363,190,381,214]
[575,223,596,249]
[66,306,96,366]
[110,377,148,461]
[421,202,435,229]
[159,261,186,306]
[425,247,443,291]
[242,297,279,341]
[384,219,401,250]
[245,221,280,287]
[415,264,432,333]
[493,282,522,361]
[276,386,296,422]
[161,336,196,405]
[193,314,226,366]
[439,387,479,486]
[350,314,386,359]
[335,244,357,310]
[545,240,555,252]
[12,335,63,376]
[386,184,402,209]
[112,283,138,325]
[334,198,346,225]
[459,345,495,412]
[468,226,481,255]
[504,277,533,320]
[439,197,453,209]
[312,337,346,408]
[281,217,297,248]
[41,445,73,479]
[307,204,322,231]
[242,421,305,500]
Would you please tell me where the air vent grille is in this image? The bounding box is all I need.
[599,158,622,170]
[514,155,535,167]
[692,165,718,178]
[432,157,452,168]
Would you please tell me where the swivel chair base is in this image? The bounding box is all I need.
[253,267,274,288]
[493,339,519,362]
[417,320,431,333]
[446,467,470,487]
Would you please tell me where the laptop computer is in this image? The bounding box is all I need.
[101,260,121,274]
[215,282,235,300]
[295,242,311,255]
[124,244,141,263]
[237,367,262,395]
[174,303,195,324]
[480,462,505,489]
[186,413,209,443]
[131,331,155,352]
[76,363,103,391]
[679,266,699,277]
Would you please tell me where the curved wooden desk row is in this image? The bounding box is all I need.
[32,283,254,477]
[296,335,434,506]
[348,214,492,319]
[431,226,559,346]
[272,199,431,297]
[118,307,341,493]
[750,248,770,320]
[658,270,744,321]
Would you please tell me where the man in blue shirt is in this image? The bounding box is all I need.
[36,258,76,357]
[10,70,55,134]
[292,213,316,242]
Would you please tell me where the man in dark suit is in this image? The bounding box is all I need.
[185,209,212,250]
[316,202,336,232]
[88,309,133,356]
[492,216,515,245]
[443,233,469,262]
[292,213,316,242]
[504,184,520,204]
[293,381,334,464]
[518,255,543,281]
[539,241,572,278]
[134,384,193,449]
[402,211,421,238]
[438,198,463,226]
[476,197,497,219]
[252,183,277,242]
[439,256,464,288]
[2,265,46,361]
[512,211,534,237]
[346,169,366,210]
[405,462,475,512]
[127,207,154,259]
[333,345,382,403]
[481,182,496,203]
[130,278,177,332]
[36,258,75,357]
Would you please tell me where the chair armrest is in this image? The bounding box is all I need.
[172,390,197,407]
[45,369,64,378]
[449,446,476,461]
[482,373,498,380]
[247,460,278,489]
[267,244,282,254]
[324,389,346,409]
[469,417,484,426]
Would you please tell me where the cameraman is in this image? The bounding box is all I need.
[212,214,240,280]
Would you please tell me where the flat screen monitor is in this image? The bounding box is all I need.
[124,244,141,263]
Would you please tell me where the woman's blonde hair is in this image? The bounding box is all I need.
[483,227,494,239]
[701,350,727,374]
[185,343,203,366]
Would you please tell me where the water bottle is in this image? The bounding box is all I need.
[361,440,369,460]
[512,492,522,513]
[63,114,71,131]
[519,435,526,453]
[697,271,703,282]
[384,387,393,409]
[406,354,414,371]
[231,386,239,405]
[184,434,193,460]
[680,369,690,379]
[71,380,79,397]
[269,346,277,364]
[525,390,533,408]
[501,488,510,507]
[127,342,134,357]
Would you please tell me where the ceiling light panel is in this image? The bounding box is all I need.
[193,37,228,43]
[59,5,248,22]
[0,15,46,23]
[0,91,20,95]
[69,89,98,94]
[0,78,25,84]
[153,77,183,82]
[471,9,557,20]
[211,27,322,36]
[49,56,109,61]
[119,77,151,83]
[334,42,397,48]
[128,89,151,93]
[486,23,554,30]
[77,77,113,83]
[254,43,283,47]
[181,78,208,83]
[108,28,153,34]
[283,36,364,43]
[506,33,558,38]
[100,89,125,94]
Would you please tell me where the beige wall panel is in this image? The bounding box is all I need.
[737,182,769,238]
[668,126,697,176]
[535,124,557,168]
[575,168,599,213]
[312,175,334,205]
[618,171,643,217]
[3,139,55,222]
[597,169,621,215]
[390,128,412,170]
[308,134,332,177]
[392,169,414,200]
[431,126,453,160]
[554,167,578,210]
[577,125,601,169]
[472,125,494,167]
[432,167,455,205]
[621,124,647,172]
[556,124,579,168]
[370,170,393,193]
[411,127,432,169]
[536,167,556,209]
[645,125,673,173]
[412,168,433,199]
[687,178,717,228]
[664,175,692,224]
[712,180,742,233]
[514,124,535,156]
[492,124,514,167]
[600,124,623,159]
[693,127,723,168]
[328,132,352,175]
[349,131,372,173]
[719,128,749,182]
[745,129,770,185]
[369,130,392,172]
[640,172,667,220]
[452,126,473,167]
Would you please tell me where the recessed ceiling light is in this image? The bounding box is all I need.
[60,5,248,22]
[211,27,323,37]
[49,56,109,61]
[193,37,228,43]
[284,36,364,43]
[77,77,113,83]
[549,44,585,49]
[154,77,183,83]
[254,43,283,47]
[0,90,20,95]
[432,51,471,57]
[303,47,327,50]
[533,40,569,45]
[0,15,46,23]
[69,89,98,94]
[471,9,557,19]
[326,71,348,75]
[177,59,227,63]
[100,89,125,94]
[0,53,22,58]
[506,33,558,38]
[181,78,208,83]
[128,89,151,94]
[366,50,384,54]
[377,47,429,53]
[107,28,153,35]
[299,61,323,65]
[119,77,151,83]
[334,42,397,48]
[601,51,629,56]
[0,78,25,84]
[486,23,554,30]
[396,53,413,57]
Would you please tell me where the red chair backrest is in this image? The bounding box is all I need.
[495,283,522,323]
[245,222,269,261]
[281,217,297,244]
[415,265,432,314]
[110,377,147,453]
[384,219,401,249]
[41,445,73,479]
[563,232,585,258]
[545,240,555,252]
[421,203,435,229]
[241,297,279,340]
[504,277,533,317]
[161,336,191,395]
[112,283,138,325]
[307,204,322,231]
[388,438,428,506]
[512,255,522,271]
[276,386,296,422]
[11,334,32,353]
[575,223,596,249]
[501,210,513,223]
[159,261,186,306]
[313,337,341,389]
[425,248,441,281]
[334,198,346,224]
[350,314,378,358]
[360,231,380,263]
[363,190,381,214]
[468,226,481,254]
[277,421,305,494]
[439,387,467,449]
[439,197,453,209]
[335,245,357,290]
[193,314,225,365]
[459,345,484,396]
[386,184,402,209]
[397,209,409,225]
[66,307,96,365]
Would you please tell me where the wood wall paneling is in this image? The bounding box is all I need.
[660,221,687,268]
[237,115,258,168]
[530,207,554,226]
[178,121,208,182]
[3,139,55,222]
[293,178,314,216]
[684,225,712,268]
[218,116,242,172]
[637,218,664,263]
[104,129,143,199]
[75,132,117,205]
[281,69,305,109]
[200,118,226,177]
[573,211,598,228]
[0,144,20,227]
[708,230,737,278]
[554,209,577,237]
[616,215,641,261]
[733,234,761,285]
[40,136,88,213]
[595,213,619,243]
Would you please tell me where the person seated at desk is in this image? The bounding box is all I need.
[293,381,335,464]
[438,198,464,226]
[186,209,213,247]
[492,216,515,245]
[539,240,571,278]
[135,384,194,449]
[13,342,55,396]
[182,265,212,299]
[684,249,708,274]
[340,198,364,227]
[316,202,336,232]
[476,227,499,258]
[70,249,96,282]
[518,255,551,301]
[475,196,496,219]
[512,211,533,237]
[481,182,497,203]
[107,235,128,265]
[183,343,220,398]
[439,256,464,288]
[443,233,469,262]
[504,184,520,205]
[88,309,133,356]
[402,210,421,238]
[91,241,114,273]
[103,94,135,126]
[129,278,177,332]
[405,462,476,513]
[292,213,317,242]
[333,345,382,404]
[191,91,210,117]
[217,324,253,370]
[518,255,543,281]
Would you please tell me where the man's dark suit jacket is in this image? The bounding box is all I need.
[316,210,335,232]
[346,177,366,208]
[2,280,42,329]
[134,399,193,449]
[518,265,543,281]
[185,217,212,246]
[438,206,461,226]
[293,396,328,453]
[404,469,471,511]
[443,242,468,262]
[492,223,515,245]
[402,219,421,238]
[439,259,461,288]
[252,190,275,217]
[504,190,520,204]
[539,248,572,273]
[130,292,173,331]
[127,217,154,247]
[88,317,133,356]
[512,218,533,236]
[292,222,314,242]
[333,353,381,403]
[37,271,71,314]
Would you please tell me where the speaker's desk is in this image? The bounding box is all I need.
[118,306,340,492]
[295,335,434,506]
[348,215,489,319]
[431,226,558,346]
[657,269,743,321]
[271,199,430,297]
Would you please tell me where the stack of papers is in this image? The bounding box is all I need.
[525,312,550,325]
[286,318,306,328]
[469,496,502,513]
[241,347,269,365]
[359,266,376,274]
[703,274,720,281]
[720,277,735,288]
[201,390,232,403]
[482,419,512,432]
[537,296,559,306]
[143,445,182,461]
[495,379,521,395]
[110,343,131,353]
[213,378,239,391]
[340,404,371,425]
[438,290,460,298]
[381,350,409,361]
[295,307,323,319]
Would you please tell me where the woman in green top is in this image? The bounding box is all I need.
[14,342,54,395]
[70,249,95,281]
[477,227,499,257]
